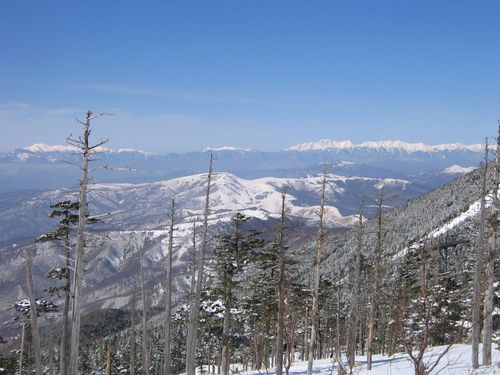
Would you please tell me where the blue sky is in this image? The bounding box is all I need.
[0,1,499,152]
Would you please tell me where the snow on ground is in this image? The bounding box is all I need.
[241,345,499,375]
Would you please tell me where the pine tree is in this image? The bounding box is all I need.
[35,200,79,375]
[214,213,265,375]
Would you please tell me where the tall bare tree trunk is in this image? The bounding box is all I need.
[105,341,112,375]
[303,307,308,362]
[275,190,287,375]
[140,244,150,375]
[24,246,42,375]
[19,319,26,375]
[367,193,383,370]
[68,111,108,375]
[336,278,347,374]
[347,200,364,371]
[307,174,327,375]
[472,139,489,369]
[48,319,55,375]
[483,125,500,365]
[186,155,213,375]
[130,289,137,375]
[164,199,175,375]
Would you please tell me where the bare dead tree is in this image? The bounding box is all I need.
[336,274,347,375]
[186,155,213,375]
[164,199,176,375]
[307,173,327,375]
[18,317,26,375]
[275,189,288,375]
[139,240,150,375]
[367,192,383,370]
[105,341,112,375]
[471,139,489,369]
[67,111,109,375]
[347,200,364,372]
[130,287,137,375]
[483,123,500,365]
[24,246,42,375]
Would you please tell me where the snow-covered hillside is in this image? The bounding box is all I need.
[0,171,420,247]
[241,345,499,374]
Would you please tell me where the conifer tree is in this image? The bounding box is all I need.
[214,213,265,375]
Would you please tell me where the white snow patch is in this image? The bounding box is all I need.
[203,146,253,152]
[444,165,476,174]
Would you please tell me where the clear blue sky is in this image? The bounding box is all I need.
[0,1,499,152]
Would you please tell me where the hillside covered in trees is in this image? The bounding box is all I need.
[0,117,498,375]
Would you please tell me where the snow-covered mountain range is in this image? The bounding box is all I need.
[286,139,483,153]
[0,139,483,193]
[0,171,422,248]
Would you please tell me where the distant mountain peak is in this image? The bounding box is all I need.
[286,139,483,153]
[22,143,154,155]
[443,165,475,174]
[23,143,78,153]
[202,146,254,152]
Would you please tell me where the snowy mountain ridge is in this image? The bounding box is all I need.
[22,143,154,155]
[287,139,483,153]
[19,140,484,155]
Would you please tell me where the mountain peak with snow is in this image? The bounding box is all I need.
[22,143,154,155]
[23,143,78,153]
[202,146,254,152]
[286,139,483,153]
[443,164,475,174]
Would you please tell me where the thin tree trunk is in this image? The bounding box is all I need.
[24,246,42,375]
[275,190,287,375]
[303,307,308,361]
[48,319,55,375]
[130,289,137,375]
[140,243,150,375]
[19,319,26,375]
[483,126,500,365]
[347,200,364,371]
[186,155,213,375]
[105,341,112,375]
[472,140,489,369]
[336,279,346,374]
[307,173,327,375]
[164,199,176,375]
[367,193,383,370]
[221,282,232,375]
[59,233,71,375]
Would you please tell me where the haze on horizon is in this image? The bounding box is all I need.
[0,1,499,153]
